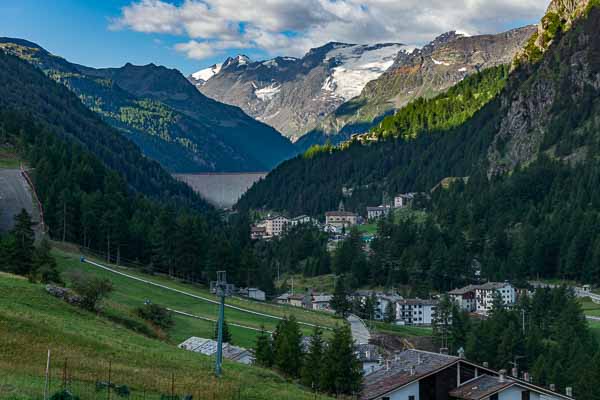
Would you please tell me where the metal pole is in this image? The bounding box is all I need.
[107,360,112,400]
[171,372,175,399]
[44,349,51,400]
[215,293,225,377]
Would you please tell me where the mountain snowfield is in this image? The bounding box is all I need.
[318,43,412,101]
[189,42,410,139]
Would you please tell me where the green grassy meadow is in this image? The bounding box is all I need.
[53,249,342,347]
[0,271,331,400]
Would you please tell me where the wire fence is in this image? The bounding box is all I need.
[3,349,339,400]
[8,351,259,400]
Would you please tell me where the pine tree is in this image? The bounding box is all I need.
[384,301,396,323]
[213,318,232,344]
[330,276,350,317]
[301,327,324,391]
[32,238,61,284]
[11,209,35,276]
[273,316,303,377]
[254,326,274,367]
[321,325,362,395]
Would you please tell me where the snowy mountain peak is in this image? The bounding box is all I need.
[190,63,223,85]
[222,54,251,69]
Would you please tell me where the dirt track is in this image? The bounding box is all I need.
[0,168,37,232]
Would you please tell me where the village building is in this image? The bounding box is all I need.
[238,287,266,301]
[312,294,333,311]
[449,282,517,315]
[178,337,254,365]
[367,206,391,220]
[394,193,416,209]
[448,285,478,312]
[375,294,403,321]
[475,282,516,315]
[325,210,358,229]
[250,226,267,240]
[263,215,290,237]
[395,299,438,325]
[355,343,383,375]
[275,292,291,305]
[360,349,573,400]
[288,215,314,227]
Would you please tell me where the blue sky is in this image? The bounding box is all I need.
[0,0,548,76]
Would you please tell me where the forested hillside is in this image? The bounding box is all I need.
[237,3,600,218]
[237,65,510,215]
[0,51,254,286]
[0,50,206,209]
[0,38,296,172]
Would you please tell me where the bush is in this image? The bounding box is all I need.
[49,390,80,400]
[67,270,113,311]
[136,302,174,330]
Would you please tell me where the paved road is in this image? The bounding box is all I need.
[0,168,37,232]
[347,314,371,345]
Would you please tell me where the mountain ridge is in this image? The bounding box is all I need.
[0,38,296,173]
[191,41,409,141]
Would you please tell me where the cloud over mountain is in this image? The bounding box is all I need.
[111,0,548,60]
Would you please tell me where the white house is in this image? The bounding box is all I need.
[239,287,266,301]
[355,343,383,375]
[312,294,333,311]
[395,299,438,325]
[449,282,517,315]
[289,215,314,227]
[360,349,573,400]
[448,285,478,312]
[475,282,516,314]
[375,294,403,320]
[393,193,415,209]
[367,206,391,220]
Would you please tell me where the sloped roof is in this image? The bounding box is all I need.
[449,375,513,400]
[361,350,458,399]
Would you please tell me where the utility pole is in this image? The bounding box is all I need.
[521,309,526,333]
[212,271,231,378]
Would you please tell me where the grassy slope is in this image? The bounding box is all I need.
[0,273,327,400]
[54,249,342,348]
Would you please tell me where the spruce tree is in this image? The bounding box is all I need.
[213,318,232,344]
[330,276,350,317]
[254,326,274,367]
[32,238,61,284]
[321,325,362,395]
[384,301,396,323]
[11,209,35,276]
[273,316,303,377]
[301,327,324,391]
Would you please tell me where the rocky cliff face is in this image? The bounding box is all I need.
[191,43,408,141]
[296,26,536,150]
[488,0,600,175]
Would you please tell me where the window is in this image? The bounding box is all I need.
[521,391,530,400]
[381,397,390,400]
[408,396,415,400]
[490,394,499,400]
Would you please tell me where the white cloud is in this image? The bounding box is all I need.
[111,0,548,60]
